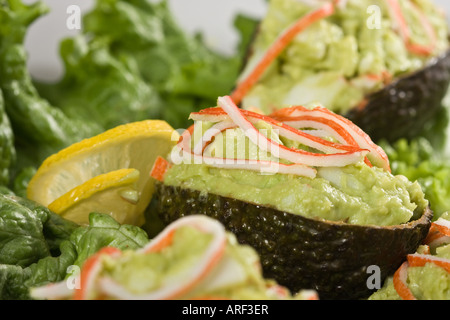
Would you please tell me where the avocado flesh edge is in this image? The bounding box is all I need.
[149,182,433,300]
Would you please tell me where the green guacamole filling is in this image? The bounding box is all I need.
[240,0,449,114]
[163,162,427,227]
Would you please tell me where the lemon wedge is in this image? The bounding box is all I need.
[27,120,179,226]
[48,168,140,225]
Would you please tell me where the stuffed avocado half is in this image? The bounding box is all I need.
[150,96,432,299]
[233,0,450,142]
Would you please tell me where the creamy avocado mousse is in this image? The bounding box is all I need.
[30,215,318,300]
[150,96,432,300]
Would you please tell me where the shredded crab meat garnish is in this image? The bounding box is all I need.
[230,1,336,105]
[174,95,391,178]
[217,96,368,167]
[29,281,75,301]
[30,246,122,301]
[424,218,450,248]
[74,247,122,300]
[270,106,391,172]
[387,0,437,56]
[192,120,237,155]
[407,253,450,274]
[393,261,416,300]
[171,122,318,178]
[190,107,361,154]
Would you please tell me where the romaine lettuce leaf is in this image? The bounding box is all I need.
[0,193,79,268]
[36,0,259,130]
[0,0,102,178]
[0,191,149,300]
[69,213,149,268]
[0,91,15,186]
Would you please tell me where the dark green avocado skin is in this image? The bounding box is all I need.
[150,183,433,300]
[346,49,450,143]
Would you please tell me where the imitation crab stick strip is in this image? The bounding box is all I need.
[190,108,362,155]
[192,120,237,155]
[270,106,391,172]
[393,261,416,300]
[150,156,171,182]
[432,218,450,237]
[407,253,450,274]
[387,0,436,56]
[29,280,75,300]
[198,154,317,178]
[217,96,368,168]
[270,114,373,167]
[73,246,122,300]
[173,143,318,178]
[170,123,317,178]
[98,215,227,300]
[407,0,437,56]
[230,2,335,105]
[271,114,358,146]
[424,218,450,247]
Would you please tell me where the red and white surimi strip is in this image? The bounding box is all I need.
[174,143,318,178]
[270,105,391,171]
[407,253,450,273]
[426,235,450,250]
[192,120,237,155]
[29,280,75,300]
[386,0,436,56]
[170,124,317,178]
[393,261,416,300]
[191,108,361,154]
[280,117,352,145]
[230,2,335,104]
[217,96,368,167]
[98,215,227,300]
[178,96,388,177]
[433,218,450,236]
[424,218,450,248]
[74,247,122,300]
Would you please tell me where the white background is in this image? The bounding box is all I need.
[25,0,450,82]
